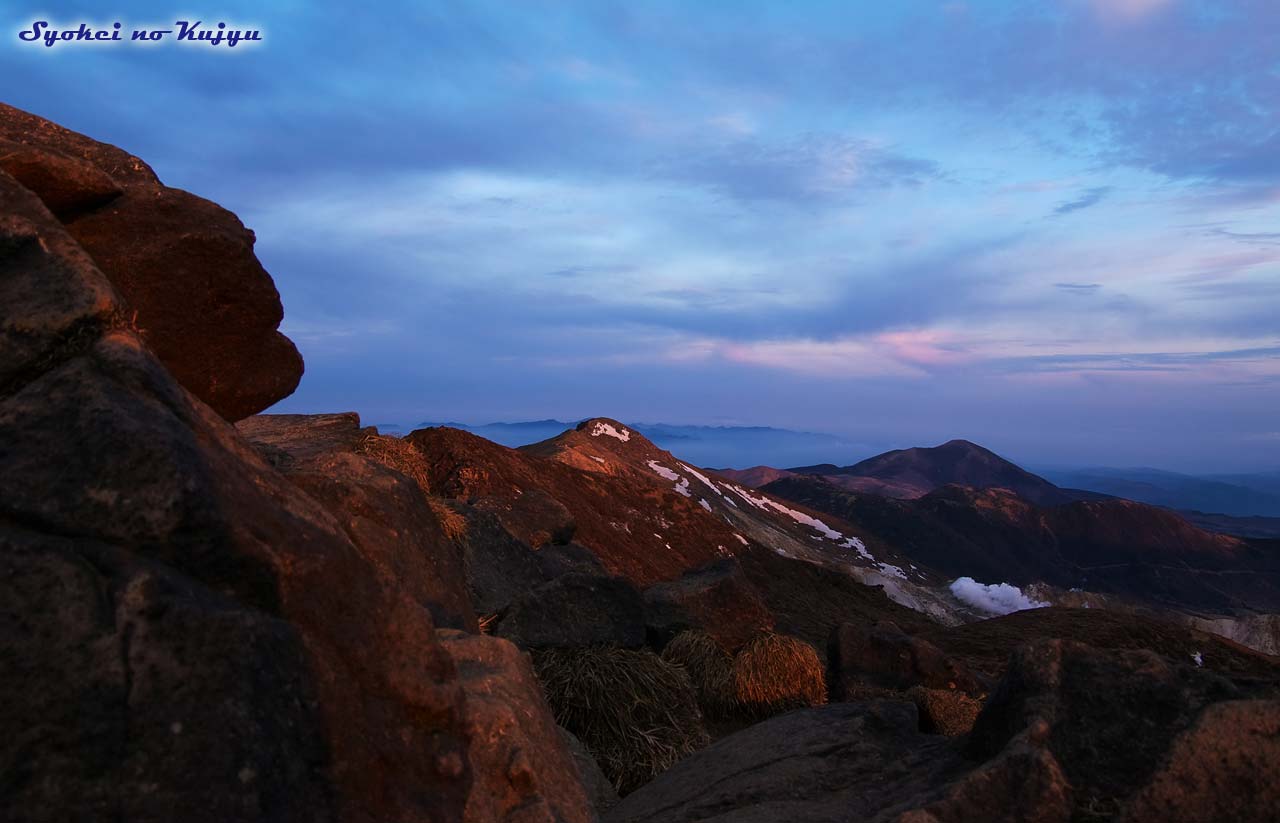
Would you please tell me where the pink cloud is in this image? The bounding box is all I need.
[688,330,972,379]
[1085,0,1175,24]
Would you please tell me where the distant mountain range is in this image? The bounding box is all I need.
[386,419,1280,519]
[1038,466,1280,518]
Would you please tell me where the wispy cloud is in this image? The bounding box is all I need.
[8,0,1279,469]
[1053,186,1112,216]
[1054,282,1103,294]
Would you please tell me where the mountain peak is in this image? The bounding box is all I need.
[787,438,1075,506]
[937,438,987,451]
[575,417,637,442]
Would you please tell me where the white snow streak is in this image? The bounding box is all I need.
[590,422,631,441]
[680,464,722,496]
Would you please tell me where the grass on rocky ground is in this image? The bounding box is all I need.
[533,646,710,795]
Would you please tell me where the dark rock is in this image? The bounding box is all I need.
[449,503,548,616]
[0,168,591,823]
[892,734,1073,823]
[0,102,302,421]
[643,558,774,651]
[237,413,478,631]
[1120,699,1280,823]
[0,534,333,823]
[604,701,966,823]
[608,637,1280,822]
[538,542,608,579]
[498,573,646,649]
[969,639,1264,820]
[559,727,620,816]
[828,621,983,699]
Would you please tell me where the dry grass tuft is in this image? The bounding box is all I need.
[477,613,500,635]
[661,630,736,719]
[729,632,827,718]
[907,685,982,737]
[532,647,709,794]
[355,432,432,493]
[425,498,469,542]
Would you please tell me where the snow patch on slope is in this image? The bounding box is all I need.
[728,485,846,541]
[680,463,722,496]
[877,563,908,579]
[647,460,680,482]
[591,422,631,441]
[950,577,1048,616]
[647,460,693,497]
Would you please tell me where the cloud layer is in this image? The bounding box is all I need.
[6,1,1277,470]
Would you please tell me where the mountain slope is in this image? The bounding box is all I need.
[407,418,964,624]
[763,474,1280,616]
[793,439,1074,505]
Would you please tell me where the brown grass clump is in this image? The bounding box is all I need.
[532,647,710,794]
[355,432,433,493]
[907,685,982,737]
[729,632,827,718]
[661,630,736,719]
[425,498,469,542]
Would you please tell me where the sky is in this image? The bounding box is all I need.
[4,1,1279,471]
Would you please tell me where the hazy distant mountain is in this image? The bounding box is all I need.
[1041,467,1280,518]
[1209,471,1280,497]
[411,419,870,469]
[791,439,1078,506]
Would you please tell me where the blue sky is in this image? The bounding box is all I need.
[5,1,1279,470]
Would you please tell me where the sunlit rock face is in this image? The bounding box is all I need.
[0,102,303,421]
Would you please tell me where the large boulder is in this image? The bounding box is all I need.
[0,102,302,421]
[439,630,600,822]
[828,620,983,699]
[1120,699,1280,823]
[607,637,1280,822]
[0,169,591,822]
[447,504,549,617]
[498,573,646,649]
[559,728,620,816]
[237,413,478,631]
[604,701,965,823]
[642,558,774,651]
[537,542,609,580]
[969,639,1279,821]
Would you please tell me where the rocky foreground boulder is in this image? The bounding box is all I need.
[643,558,774,651]
[0,153,591,820]
[828,620,984,698]
[0,102,302,421]
[609,638,1280,822]
[236,413,477,632]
